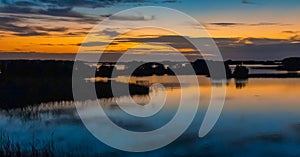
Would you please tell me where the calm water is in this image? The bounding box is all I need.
[1,76,300,156]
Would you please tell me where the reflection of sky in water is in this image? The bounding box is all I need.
[1,77,300,156]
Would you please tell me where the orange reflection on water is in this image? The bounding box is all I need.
[124,76,300,112]
[225,78,300,111]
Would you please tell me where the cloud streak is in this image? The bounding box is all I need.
[0,0,175,10]
[109,14,155,21]
[208,22,288,27]
[0,16,69,36]
[242,0,258,5]
[15,31,49,36]
[78,41,111,47]
[0,6,85,18]
[282,30,300,34]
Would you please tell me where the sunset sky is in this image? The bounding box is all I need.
[0,0,300,60]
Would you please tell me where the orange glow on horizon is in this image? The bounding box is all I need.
[0,23,299,53]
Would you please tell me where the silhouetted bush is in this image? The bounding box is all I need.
[282,57,300,71]
[233,65,249,79]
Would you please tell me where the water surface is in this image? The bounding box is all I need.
[1,76,300,156]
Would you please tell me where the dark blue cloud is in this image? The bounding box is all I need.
[15,31,49,36]
[0,0,177,9]
[117,35,300,60]
[78,41,110,47]
[0,16,69,36]
[0,0,176,22]
[208,22,288,27]
[0,6,85,17]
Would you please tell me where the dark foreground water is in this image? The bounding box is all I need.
[1,76,300,156]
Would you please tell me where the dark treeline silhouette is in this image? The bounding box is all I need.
[0,60,149,109]
[0,60,76,78]
[281,57,300,71]
[0,77,148,109]
[2,57,300,80]
[92,57,300,89]
[108,57,300,78]
[225,60,281,66]
[1,57,300,108]
[227,57,300,72]
[0,78,149,109]
[131,62,174,76]
[97,60,233,79]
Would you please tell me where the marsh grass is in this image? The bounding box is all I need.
[0,129,57,157]
[0,129,95,157]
